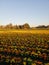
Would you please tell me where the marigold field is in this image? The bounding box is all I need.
[0,29,49,65]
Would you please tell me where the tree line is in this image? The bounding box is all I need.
[0,23,49,29]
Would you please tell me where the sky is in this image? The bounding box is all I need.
[0,0,49,26]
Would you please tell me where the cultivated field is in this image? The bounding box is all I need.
[0,29,49,34]
[0,29,49,65]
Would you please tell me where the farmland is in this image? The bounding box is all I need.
[0,29,49,65]
[0,29,49,34]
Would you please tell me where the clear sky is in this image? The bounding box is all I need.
[0,0,49,26]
